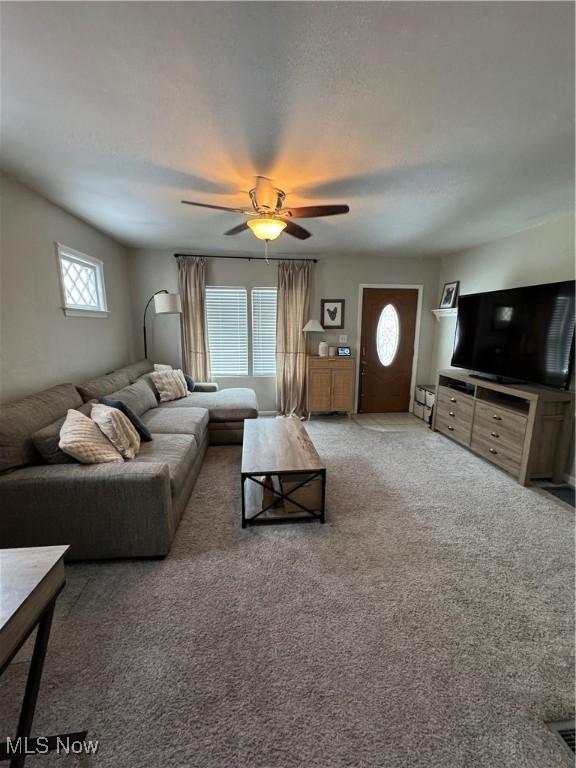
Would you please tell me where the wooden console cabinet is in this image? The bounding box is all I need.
[307,356,355,416]
[432,369,574,486]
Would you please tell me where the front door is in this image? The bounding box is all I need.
[358,287,419,413]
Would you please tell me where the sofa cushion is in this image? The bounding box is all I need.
[159,388,258,422]
[120,360,154,383]
[59,409,124,464]
[0,383,83,472]
[131,434,196,497]
[31,400,96,465]
[193,382,219,393]
[91,404,141,460]
[99,398,152,442]
[140,407,209,444]
[107,378,158,417]
[78,370,132,401]
[149,369,188,402]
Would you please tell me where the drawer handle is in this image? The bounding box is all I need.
[449,411,455,417]
[450,397,457,403]
[492,415,502,421]
[491,431,500,438]
[447,425,454,431]
[489,447,498,454]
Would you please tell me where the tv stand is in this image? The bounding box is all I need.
[432,369,574,486]
[469,373,525,387]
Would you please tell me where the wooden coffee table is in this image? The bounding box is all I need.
[241,418,326,527]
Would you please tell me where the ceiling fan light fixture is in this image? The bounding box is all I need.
[247,217,287,241]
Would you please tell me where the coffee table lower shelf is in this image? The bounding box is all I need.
[241,470,326,527]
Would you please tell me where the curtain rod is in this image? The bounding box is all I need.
[173,253,318,263]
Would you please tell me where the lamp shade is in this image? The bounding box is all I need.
[302,319,324,333]
[247,217,287,241]
[154,292,182,314]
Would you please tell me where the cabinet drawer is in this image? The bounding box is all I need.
[308,358,354,370]
[437,386,475,411]
[435,394,474,427]
[471,433,521,477]
[472,417,525,464]
[474,401,527,440]
[435,413,471,445]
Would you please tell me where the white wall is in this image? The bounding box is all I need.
[430,213,575,376]
[128,249,442,411]
[0,174,136,402]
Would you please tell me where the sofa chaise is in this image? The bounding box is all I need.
[0,360,258,560]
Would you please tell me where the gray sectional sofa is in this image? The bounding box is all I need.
[0,360,258,560]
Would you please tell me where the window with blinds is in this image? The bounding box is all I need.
[252,288,277,377]
[205,287,248,376]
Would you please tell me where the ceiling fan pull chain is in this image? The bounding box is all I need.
[264,238,270,264]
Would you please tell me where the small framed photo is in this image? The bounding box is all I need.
[439,281,459,309]
[321,299,345,329]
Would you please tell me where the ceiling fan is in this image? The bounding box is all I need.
[181,176,349,241]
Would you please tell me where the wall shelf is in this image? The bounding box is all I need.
[431,308,457,321]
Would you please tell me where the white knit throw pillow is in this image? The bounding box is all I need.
[59,409,124,464]
[150,369,188,402]
[91,404,141,459]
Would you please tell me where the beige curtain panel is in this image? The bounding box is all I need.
[177,255,211,382]
[276,260,312,417]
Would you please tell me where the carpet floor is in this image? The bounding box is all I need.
[1,420,574,767]
[352,412,430,433]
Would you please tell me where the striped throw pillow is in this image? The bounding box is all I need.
[59,409,124,464]
[150,369,188,402]
[91,404,141,459]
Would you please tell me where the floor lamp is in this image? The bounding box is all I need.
[143,290,182,359]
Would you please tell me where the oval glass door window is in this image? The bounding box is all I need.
[376,304,400,366]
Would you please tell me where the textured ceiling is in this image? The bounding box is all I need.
[1,2,574,256]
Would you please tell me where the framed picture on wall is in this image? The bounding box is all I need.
[439,281,459,309]
[321,299,345,329]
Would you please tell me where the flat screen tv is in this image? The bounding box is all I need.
[452,280,575,389]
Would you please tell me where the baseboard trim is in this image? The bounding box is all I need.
[564,473,575,488]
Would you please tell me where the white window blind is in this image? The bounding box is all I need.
[252,288,277,377]
[205,287,248,376]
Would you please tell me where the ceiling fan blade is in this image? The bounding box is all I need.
[282,204,350,219]
[223,222,249,236]
[181,200,247,214]
[282,220,312,240]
